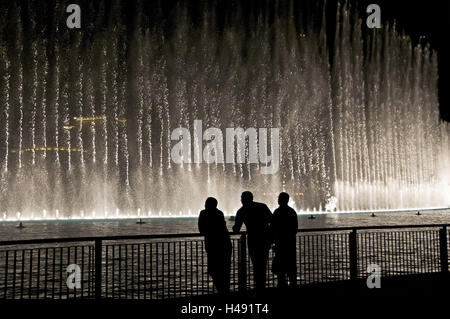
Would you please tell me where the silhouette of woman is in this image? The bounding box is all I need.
[198,197,232,294]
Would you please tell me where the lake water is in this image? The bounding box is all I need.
[0,209,449,241]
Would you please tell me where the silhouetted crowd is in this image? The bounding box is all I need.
[198,191,298,295]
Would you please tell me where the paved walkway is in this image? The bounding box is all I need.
[1,273,448,317]
[145,273,449,317]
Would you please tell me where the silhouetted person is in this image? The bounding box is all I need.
[198,197,232,294]
[233,191,272,292]
[270,192,298,288]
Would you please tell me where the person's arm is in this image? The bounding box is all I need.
[198,211,207,235]
[232,209,244,232]
[264,204,273,224]
[219,210,229,231]
[264,204,274,243]
[268,211,275,233]
[268,211,277,245]
[292,209,299,234]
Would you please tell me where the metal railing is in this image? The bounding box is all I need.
[0,224,448,299]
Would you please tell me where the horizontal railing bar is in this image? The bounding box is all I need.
[0,233,223,246]
[299,223,449,232]
[0,223,448,246]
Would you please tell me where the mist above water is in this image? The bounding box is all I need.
[0,1,449,220]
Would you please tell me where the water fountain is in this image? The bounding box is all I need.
[0,1,449,221]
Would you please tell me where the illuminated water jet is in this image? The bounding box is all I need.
[0,2,448,220]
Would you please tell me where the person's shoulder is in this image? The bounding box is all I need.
[288,206,297,215]
[199,209,207,216]
[255,201,269,209]
[216,209,225,216]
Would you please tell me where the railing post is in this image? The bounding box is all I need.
[349,228,358,280]
[238,233,247,291]
[94,239,102,299]
[439,226,448,273]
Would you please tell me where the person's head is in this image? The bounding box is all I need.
[205,197,218,210]
[278,192,289,206]
[241,191,254,207]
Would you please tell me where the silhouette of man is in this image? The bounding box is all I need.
[270,192,298,288]
[233,191,272,292]
[198,197,232,294]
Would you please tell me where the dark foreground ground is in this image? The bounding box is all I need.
[2,273,448,318]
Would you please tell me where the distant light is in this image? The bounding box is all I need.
[73,116,106,122]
